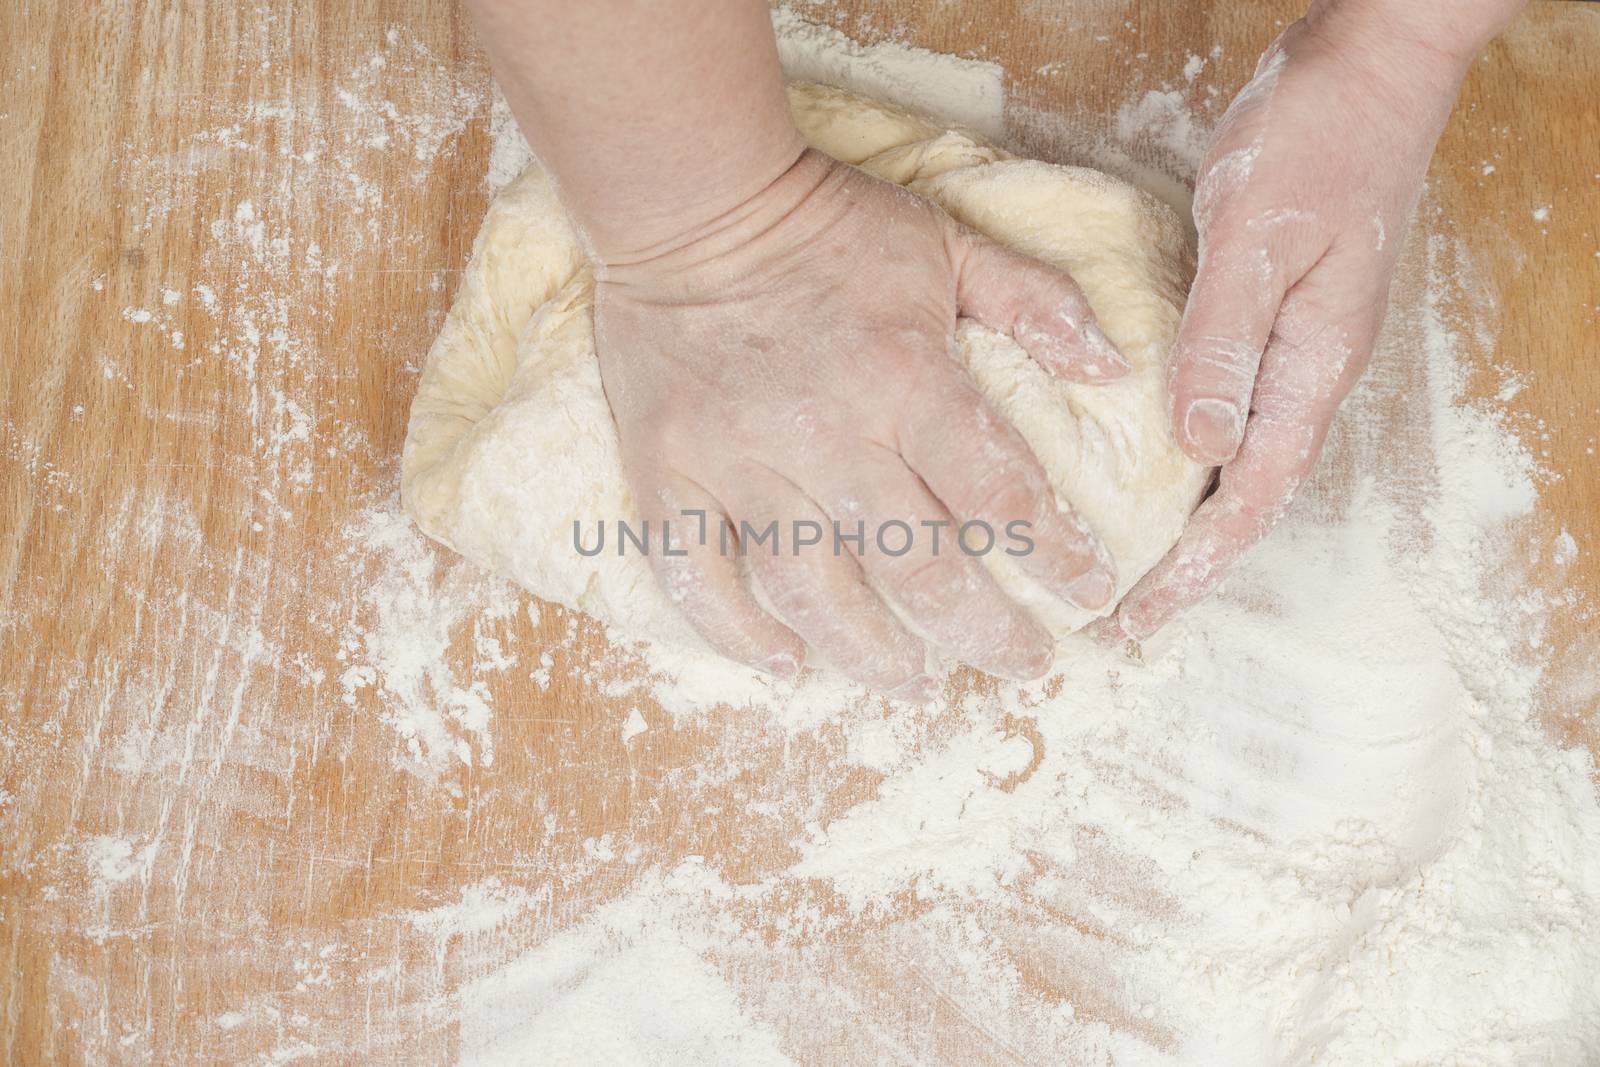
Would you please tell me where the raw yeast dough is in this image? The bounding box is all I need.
[401,83,1210,669]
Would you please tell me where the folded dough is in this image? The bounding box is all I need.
[401,83,1209,664]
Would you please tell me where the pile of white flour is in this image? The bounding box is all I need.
[370,12,1599,1064]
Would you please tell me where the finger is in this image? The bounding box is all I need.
[1110,411,1314,642]
[950,227,1132,382]
[899,371,1118,612]
[633,470,807,678]
[1116,272,1380,640]
[1167,216,1317,465]
[731,473,935,698]
[813,445,1055,681]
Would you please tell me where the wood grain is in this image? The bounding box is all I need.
[2,1,1595,1062]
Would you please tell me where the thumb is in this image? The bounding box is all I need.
[952,228,1131,383]
[1167,233,1301,465]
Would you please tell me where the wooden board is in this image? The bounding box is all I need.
[2,1,1596,1062]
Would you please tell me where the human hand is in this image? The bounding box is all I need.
[1111,4,1494,640]
[596,149,1131,694]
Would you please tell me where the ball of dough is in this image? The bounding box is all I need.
[402,83,1210,664]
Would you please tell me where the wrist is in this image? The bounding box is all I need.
[472,0,809,269]
[597,147,839,290]
[572,124,810,266]
[1305,0,1526,72]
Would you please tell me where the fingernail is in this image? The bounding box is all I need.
[759,651,802,681]
[1082,615,1125,647]
[1081,321,1131,374]
[887,673,942,704]
[1065,567,1116,610]
[1183,398,1243,463]
[988,619,1057,681]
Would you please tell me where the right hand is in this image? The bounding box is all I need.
[595,149,1130,696]
[1110,1,1506,642]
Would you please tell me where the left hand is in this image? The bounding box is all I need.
[1109,5,1485,640]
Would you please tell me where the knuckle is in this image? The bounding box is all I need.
[869,345,937,410]
[1192,173,1243,236]
[772,396,871,454]
[883,554,978,615]
[1175,338,1263,400]
[857,644,926,691]
[971,472,1048,526]
[1234,439,1318,513]
[1032,508,1103,569]
[651,551,713,610]
[1030,260,1089,304]
[684,607,751,659]
[876,326,938,359]
[1188,339,1263,378]
[763,569,826,624]
[638,405,710,461]
[1195,243,1278,305]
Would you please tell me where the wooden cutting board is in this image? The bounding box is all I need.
[2,1,1595,1061]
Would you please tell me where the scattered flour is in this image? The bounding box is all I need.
[23,7,1592,1064]
[771,7,1005,142]
[1115,89,1209,174]
[408,878,539,943]
[620,707,649,744]
[84,835,156,887]
[445,11,1600,1065]
[1556,528,1580,568]
[336,506,521,778]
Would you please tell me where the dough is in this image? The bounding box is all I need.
[402,83,1210,666]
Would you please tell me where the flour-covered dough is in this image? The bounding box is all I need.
[402,83,1210,665]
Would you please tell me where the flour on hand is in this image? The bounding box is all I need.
[401,83,1209,680]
